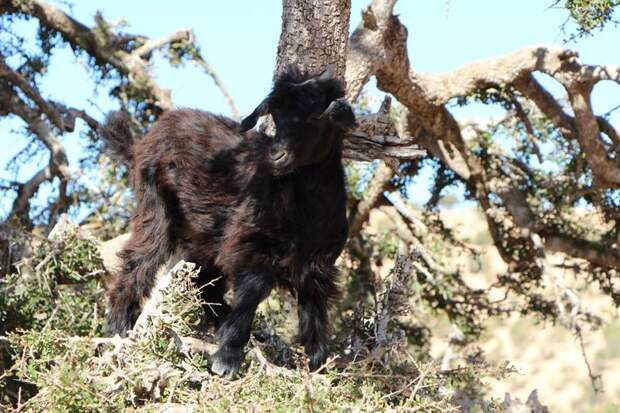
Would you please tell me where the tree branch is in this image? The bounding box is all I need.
[0,84,70,225]
[542,231,620,269]
[0,55,67,131]
[417,45,619,104]
[345,0,397,101]
[2,0,244,122]
[415,44,620,186]
[348,161,393,236]
[2,0,172,110]
[513,73,578,139]
[347,0,620,276]
[343,96,425,161]
[568,86,620,186]
[190,55,240,120]
[8,165,52,224]
[350,0,542,274]
[132,28,194,58]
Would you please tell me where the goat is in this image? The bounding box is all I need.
[101,66,356,377]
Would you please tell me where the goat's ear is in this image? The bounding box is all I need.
[239,98,270,132]
[318,64,337,81]
[320,98,356,129]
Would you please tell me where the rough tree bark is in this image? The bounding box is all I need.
[276,0,351,78]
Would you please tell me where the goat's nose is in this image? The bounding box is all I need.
[270,149,288,163]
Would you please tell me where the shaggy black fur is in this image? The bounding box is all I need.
[101,66,356,377]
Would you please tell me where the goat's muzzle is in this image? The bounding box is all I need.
[269,147,293,175]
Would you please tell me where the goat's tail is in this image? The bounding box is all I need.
[106,171,179,335]
[99,111,137,165]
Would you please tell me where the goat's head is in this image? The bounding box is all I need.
[239,65,356,175]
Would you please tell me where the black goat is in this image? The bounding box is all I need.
[101,66,356,377]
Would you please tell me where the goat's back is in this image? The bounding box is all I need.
[131,109,265,186]
[128,109,270,250]
[134,109,238,166]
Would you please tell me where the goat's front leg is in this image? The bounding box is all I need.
[211,271,274,378]
[298,270,339,371]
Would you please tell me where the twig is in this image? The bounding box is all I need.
[0,55,66,131]
[511,97,544,163]
[248,345,295,377]
[576,327,603,394]
[133,28,194,58]
[191,56,240,120]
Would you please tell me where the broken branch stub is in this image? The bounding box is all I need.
[344,96,426,162]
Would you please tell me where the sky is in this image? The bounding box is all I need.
[0,0,619,216]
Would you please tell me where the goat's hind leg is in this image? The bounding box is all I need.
[107,207,175,334]
[107,237,165,335]
[211,270,274,378]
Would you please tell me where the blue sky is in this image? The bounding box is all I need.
[1,0,618,215]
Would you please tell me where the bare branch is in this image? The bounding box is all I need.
[417,46,619,104]
[345,0,398,101]
[344,97,425,162]
[542,231,620,269]
[513,73,578,139]
[412,44,620,186]
[568,86,620,186]
[346,0,620,280]
[0,55,67,131]
[2,0,173,110]
[515,74,620,155]
[344,97,424,235]
[598,116,620,150]
[2,0,241,122]
[348,1,540,274]
[12,111,69,179]
[132,26,241,120]
[0,84,70,225]
[511,98,544,163]
[62,107,100,131]
[131,24,241,120]
[0,0,116,64]
[349,161,393,236]
[133,28,194,58]
[8,165,52,223]
[191,56,240,120]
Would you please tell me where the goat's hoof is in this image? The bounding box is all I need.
[210,349,242,379]
[308,348,329,372]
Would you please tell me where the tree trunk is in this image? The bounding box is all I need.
[275,0,351,80]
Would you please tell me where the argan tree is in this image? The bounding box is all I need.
[0,0,619,409]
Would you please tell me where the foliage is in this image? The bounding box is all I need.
[0,225,106,336]
[558,0,620,38]
[0,250,517,412]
